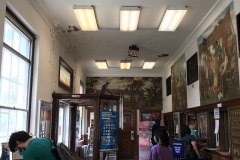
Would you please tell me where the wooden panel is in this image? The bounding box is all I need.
[212,154,231,160]
[229,106,240,160]
[208,112,216,148]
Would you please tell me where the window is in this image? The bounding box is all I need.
[0,8,34,155]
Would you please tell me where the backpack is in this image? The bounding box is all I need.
[48,139,83,160]
[183,137,196,159]
[184,141,192,158]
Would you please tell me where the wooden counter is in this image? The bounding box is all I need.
[201,148,231,160]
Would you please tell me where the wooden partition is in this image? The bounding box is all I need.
[165,98,240,159]
[51,93,119,160]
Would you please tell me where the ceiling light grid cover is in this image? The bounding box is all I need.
[73,5,98,31]
[120,7,141,31]
[159,8,187,31]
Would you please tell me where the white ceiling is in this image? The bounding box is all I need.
[29,0,219,77]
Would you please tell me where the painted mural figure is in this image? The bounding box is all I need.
[101,82,111,95]
[219,48,230,99]
[213,40,223,90]
[198,4,240,105]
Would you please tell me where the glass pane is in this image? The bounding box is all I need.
[3,20,13,47]
[11,55,19,82]
[0,109,9,137]
[9,82,17,107]
[0,79,10,106]
[0,108,27,155]
[8,110,17,134]
[58,108,64,143]
[2,48,11,79]
[13,30,20,52]
[18,60,25,84]
[4,18,31,59]
[1,48,29,109]
[20,35,30,59]
[16,110,27,131]
[17,84,26,109]
[18,58,29,86]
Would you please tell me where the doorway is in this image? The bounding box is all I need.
[118,103,137,159]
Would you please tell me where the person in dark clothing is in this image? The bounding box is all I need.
[151,119,166,146]
[181,125,201,159]
[151,119,160,145]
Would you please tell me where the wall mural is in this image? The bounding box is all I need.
[171,55,187,111]
[198,2,240,105]
[86,77,162,109]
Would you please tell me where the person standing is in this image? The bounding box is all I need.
[8,131,56,160]
[151,119,166,146]
[189,119,207,148]
[188,119,199,141]
[150,129,174,160]
[181,125,201,159]
[151,119,160,146]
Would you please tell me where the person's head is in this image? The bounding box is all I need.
[9,131,32,152]
[181,125,191,137]
[154,129,170,147]
[154,118,160,125]
[188,119,197,129]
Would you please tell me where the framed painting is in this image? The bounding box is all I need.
[38,100,52,138]
[197,112,208,139]
[58,57,73,92]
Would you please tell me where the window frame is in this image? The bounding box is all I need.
[0,7,35,132]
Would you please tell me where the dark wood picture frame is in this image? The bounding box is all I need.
[187,52,198,85]
[166,76,171,96]
[237,12,240,57]
[58,57,73,92]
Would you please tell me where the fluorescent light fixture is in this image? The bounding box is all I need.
[142,61,156,69]
[95,60,108,69]
[120,60,131,69]
[120,7,140,31]
[159,8,187,31]
[73,5,98,31]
